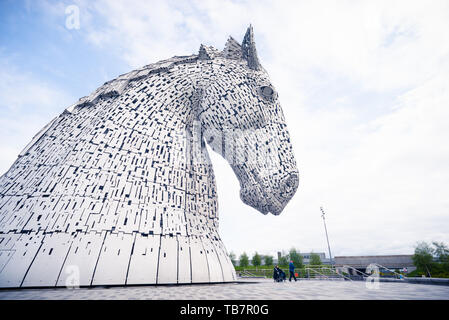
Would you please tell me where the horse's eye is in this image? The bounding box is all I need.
[260,86,274,99]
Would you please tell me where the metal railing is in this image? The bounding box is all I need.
[334,264,408,280]
[237,266,353,281]
[237,264,409,281]
[238,270,266,278]
[372,263,406,279]
[340,265,370,278]
[305,267,353,281]
[304,267,330,280]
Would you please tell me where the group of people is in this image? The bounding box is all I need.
[273,260,298,282]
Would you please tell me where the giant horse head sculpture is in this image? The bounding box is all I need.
[0,26,299,287]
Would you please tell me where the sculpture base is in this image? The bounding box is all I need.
[0,231,236,288]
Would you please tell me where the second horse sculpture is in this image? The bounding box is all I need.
[0,26,299,287]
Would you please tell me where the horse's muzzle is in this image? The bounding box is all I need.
[239,171,299,216]
[269,171,299,215]
[277,172,299,202]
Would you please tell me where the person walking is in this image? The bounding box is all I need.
[289,260,297,282]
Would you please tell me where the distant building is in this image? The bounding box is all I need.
[299,252,332,265]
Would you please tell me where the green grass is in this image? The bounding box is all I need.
[234,264,449,279]
[233,265,332,279]
[407,269,449,278]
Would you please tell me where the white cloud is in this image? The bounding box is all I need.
[0,55,74,175]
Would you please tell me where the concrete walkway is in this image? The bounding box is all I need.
[1,278,448,300]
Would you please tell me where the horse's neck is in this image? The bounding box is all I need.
[127,70,218,222]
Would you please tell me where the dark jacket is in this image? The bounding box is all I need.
[273,267,280,279]
[273,267,285,280]
[289,262,295,272]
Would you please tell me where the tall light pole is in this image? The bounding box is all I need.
[320,206,334,268]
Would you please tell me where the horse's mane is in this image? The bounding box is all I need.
[19,44,239,159]
[64,43,238,115]
[63,35,246,115]
[64,54,198,114]
[18,38,245,159]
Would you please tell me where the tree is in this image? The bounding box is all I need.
[278,255,289,267]
[430,241,449,277]
[264,255,274,266]
[229,252,237,266]
[412,242,434,277]
[309,252,322,266]
[432,241,449,264]
[410,241,449,278]
[239,252,249,268]
[289,248,304,268]
[251,252,262,267]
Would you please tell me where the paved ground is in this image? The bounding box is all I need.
[0,278,448,300]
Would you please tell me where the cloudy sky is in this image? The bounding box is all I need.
[1,0,448,259]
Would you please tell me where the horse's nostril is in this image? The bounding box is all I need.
[285,175,295,187]
[279,172,299,199]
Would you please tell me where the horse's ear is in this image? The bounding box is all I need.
[223,36,242,60]
[198,44,218,60]
[241,25,262,71]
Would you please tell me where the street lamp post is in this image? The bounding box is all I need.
[320,206,334,268]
